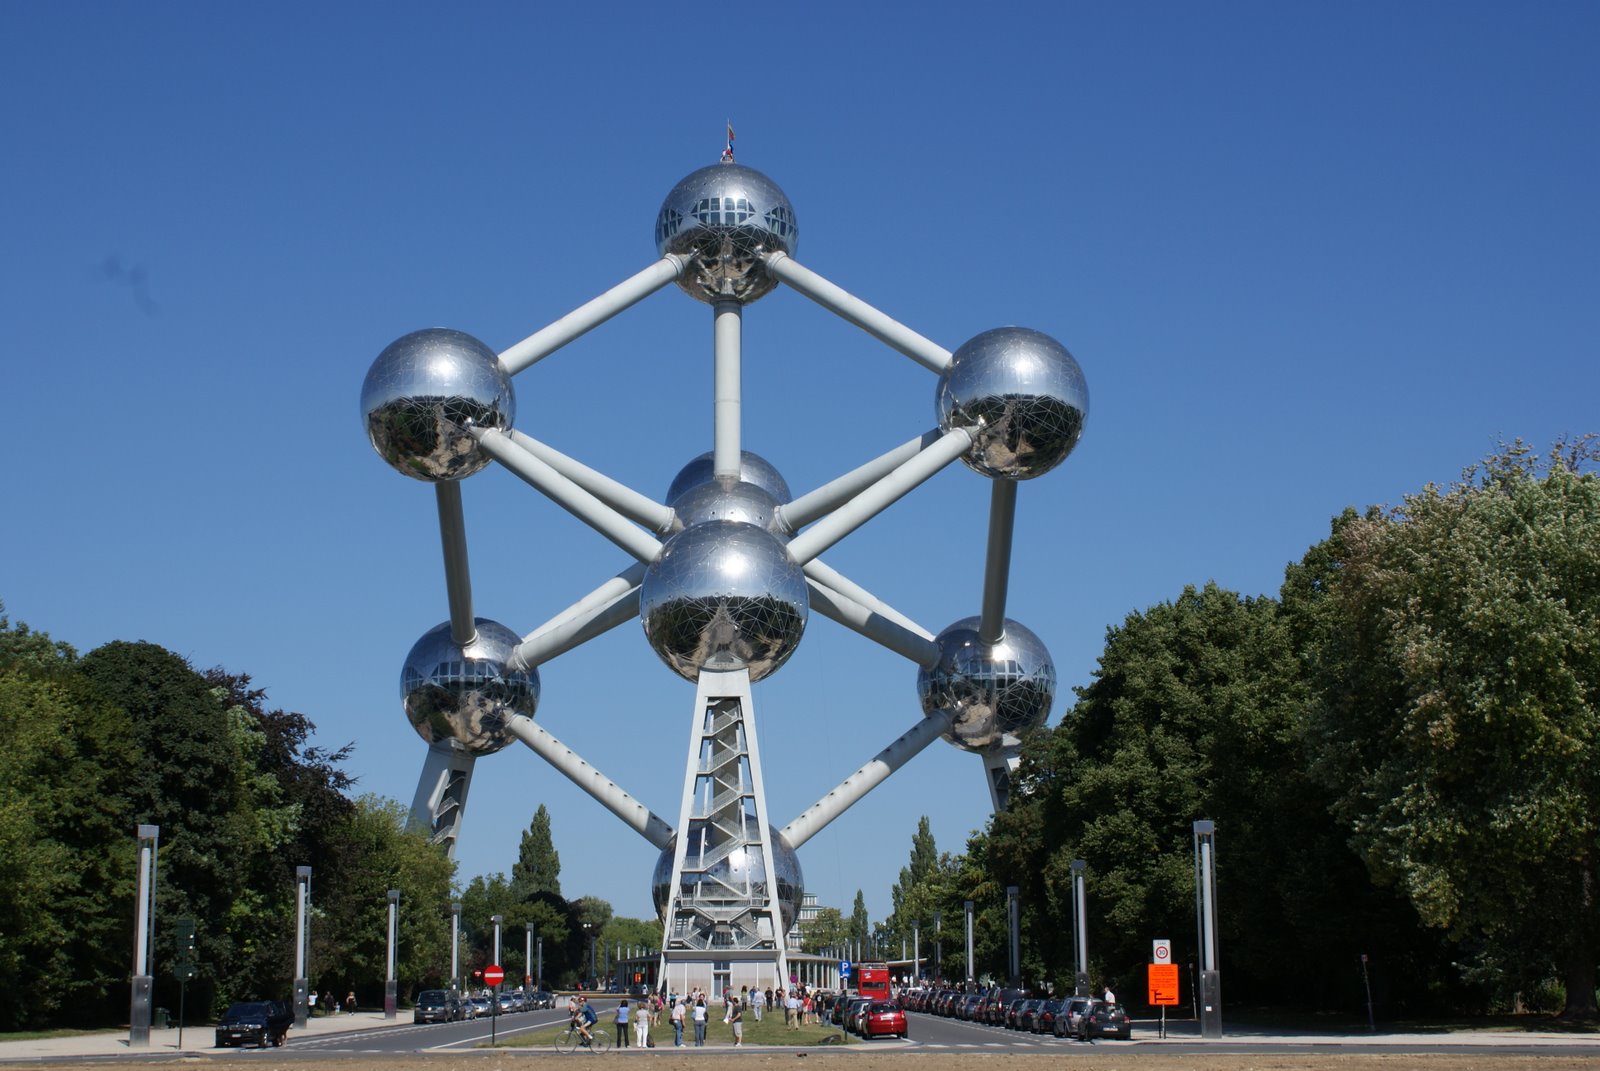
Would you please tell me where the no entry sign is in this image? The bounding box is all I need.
[483,965,505,986]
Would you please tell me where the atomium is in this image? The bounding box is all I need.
[640,520,808,682]
[655,163,797,305]
[361,328,515,482]
[651,819,805,934]
[936,326,1088,480]
[917,616,1057,753]
[666,449,792,508]
[402,618,539,755]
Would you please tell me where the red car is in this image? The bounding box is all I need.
[862,1001,908,1039]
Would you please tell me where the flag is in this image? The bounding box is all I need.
[722,121,736,162]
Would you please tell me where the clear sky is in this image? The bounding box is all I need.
[4,2,1596,929]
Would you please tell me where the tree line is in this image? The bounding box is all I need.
[0,616,657,1031]
[857,440,1598,1019]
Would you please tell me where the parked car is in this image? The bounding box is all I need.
[413,989,462,1023]
[845,997,874,1035]
[1005,997,1031,1029]
[1055,996,1094,1038]
[861,1001,908,1039]
[1078,1001,1132,1040]
[469,996,492,1019]
[1034,998,1064,1034]
[1016,998,1047,1032]
[215,1001,292,1048]
[527,990,556,1009]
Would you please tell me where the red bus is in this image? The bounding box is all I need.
[857,962,891,1001]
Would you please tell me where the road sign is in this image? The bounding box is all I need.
[1152,939,1172,964]
[839,960,852,976]
[483,964,505,986]
[1148,963,1180,1006]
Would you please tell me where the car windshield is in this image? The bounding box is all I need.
[225,1003,270,1018]
[869,1003,897,1013]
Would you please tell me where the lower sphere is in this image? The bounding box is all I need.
[651,820,804,934]
[917,617,1056,753]
[401,618,538,755]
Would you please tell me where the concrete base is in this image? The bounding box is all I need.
[1200,970,1222,1038]
[129,975,153,1048]
[1074,971,1090,997]
[293,978,308,1028]
[384,979,397,1019]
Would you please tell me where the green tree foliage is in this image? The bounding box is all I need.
[1293,440,1600,1017]
[510,804,561,899]
[803,906,849,954]
[849,889,870,950]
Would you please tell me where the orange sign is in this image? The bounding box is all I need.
[1147,963,1180,1006]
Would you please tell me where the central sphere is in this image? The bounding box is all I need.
[666,450,791,508]
[401,618,539,755]
[361,328,514,482]
[640,521,808,682]
[655,163,797,304]
[936,326,1088,480]
[917,617,1056,753]
[652,820,804,934]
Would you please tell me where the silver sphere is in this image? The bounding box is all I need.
[918,617,1056,753]
[652,820,804,933]
[640,521,808,682]
[655,163,797,304]
[401,618,538,755]
[936,327,1088,480]
[670,478,782,533]
[666,450,791,507]
[362,328,515,482]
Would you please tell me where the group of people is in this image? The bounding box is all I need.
[307,990,358,1016]
[563,982,835,1049]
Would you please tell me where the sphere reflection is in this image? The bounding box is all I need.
[917,617,1056,753]
[362,328,514,482]
[936,327,1088,480]
[401,618,538,755]
[656,163,797,304]
[651,819,804,933]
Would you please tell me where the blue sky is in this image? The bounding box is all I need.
[4,2,1596,929]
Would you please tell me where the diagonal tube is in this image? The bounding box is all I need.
[508,430,675,534]
[777,429,944,533]
[763,251,951,373]
[785,427,973,566]
[499,255,686,376]
[504,714,674,849]
[472,427,663,565]
[780,709,955,849]
[806,578,941,668]
[434,481,477,646]
[509,585,640,671]
[803,559,935,644]
[979,479,1018,645]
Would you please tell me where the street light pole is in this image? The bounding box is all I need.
[293,866,312,1027]
[385,889,400,1019]
[1071,860,1089,996]
[525,924,535,993]
[934,911,942,984]
[963,900,974,985]
[130,824,160,1048]
[1006,885,1020,986]
[1193,820,1221,1039]
[450,902,461,992]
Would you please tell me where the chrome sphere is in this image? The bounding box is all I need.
[362,328,515,482]
[655,163,797,304]
[640,521,808,682]
[666,450,791,507]
[651,820,804,933]
[936,327,1088,480]
[401,618,538,755]
[917,617,1056,753]
[670,478,781,533]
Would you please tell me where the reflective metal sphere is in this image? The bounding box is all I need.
[401,618,539,755]
[917,617,1056,753]
[651,820,804,933]
[655,163,797,304]
[640,521,808,682]
[670,478,782,533]
[362,328,515,482]
[666,450,791,507]
[936,327,1088,480]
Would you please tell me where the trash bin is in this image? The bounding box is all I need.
[153,1008,170,1029]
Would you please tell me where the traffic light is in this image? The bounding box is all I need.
[472,969,483,983]
[174,918,198,981]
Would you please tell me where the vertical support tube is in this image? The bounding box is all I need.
[934,911,942,984]
[913,923,920,982]
[978,479,1018,646]
[713,299,742,479]
[1007,885,1021,986]
[1072,859,1089,996]
[130,824,159,1048]
[450,903,461,992]
[1194,820,1221,1038]
[537,936,544,992]
[525,925,534,992]
[963,900,975,984]
[435,482,476,646]
[293,866,312,1027]
[385,889,400,1019]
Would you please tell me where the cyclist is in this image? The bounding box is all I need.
[570,995,598,1045]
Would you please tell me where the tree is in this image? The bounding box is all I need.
[849,890,870,951]
[803,906,849,954]
[510,804,561,899]
[1296,440,1600,1017]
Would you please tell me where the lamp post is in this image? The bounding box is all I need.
[913,921,920,982]
[450,903,461,992]
[293,866,312,1027]
[537,934,545,992]
[385,889,400,1019]
[582,922,594,989]
[934,911,942,984]
[963,900,974,985]
[525,923,535,993]
[1006,885,1021,986]
[1071,860,1089,996]
[1193,820,1221,1039]
[130,824,160,1047]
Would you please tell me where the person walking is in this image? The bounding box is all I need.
[671,996,686,1047]
[729,996,744,1046]
[614,999,630,1048]
[344,991,356,1014]
[692,996,708,1046]
[634,996,651,1048]
[751,985,765,1021]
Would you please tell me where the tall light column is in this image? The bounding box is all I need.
[525,924,534,993]
[1194,820,1221,1038]
[1071,860,1089,996]
[385,889,400,1019]
[450,902,461,992]
[934,911,942,984]
[293,866,312,1027]
[1006,885,1021,986]
[537,935,545,992]
[963,900,975,985]
[130,824,159,1047]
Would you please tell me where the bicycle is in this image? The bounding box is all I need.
[554,1021,610,1054]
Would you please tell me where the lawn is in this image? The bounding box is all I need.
[489,1012,851,1049]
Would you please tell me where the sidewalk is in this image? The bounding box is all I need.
[0,1009,398,1061]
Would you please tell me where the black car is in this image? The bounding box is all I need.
[413,988,462,1023]
[527,990,557,1009]
[1034,998,1065,1034]
[1054,996,1094,1037]
[1078,1000,1132,1040]
[215,1001,292,1048]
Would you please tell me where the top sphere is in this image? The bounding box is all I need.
[665,450,792,508]
[361,328,515,482]
[936,327,1088,480]
[655,163,797,304]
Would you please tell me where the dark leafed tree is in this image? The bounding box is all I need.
[849,890,870,951]
[1294,439,1600,1018]
[510,804,562,900]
